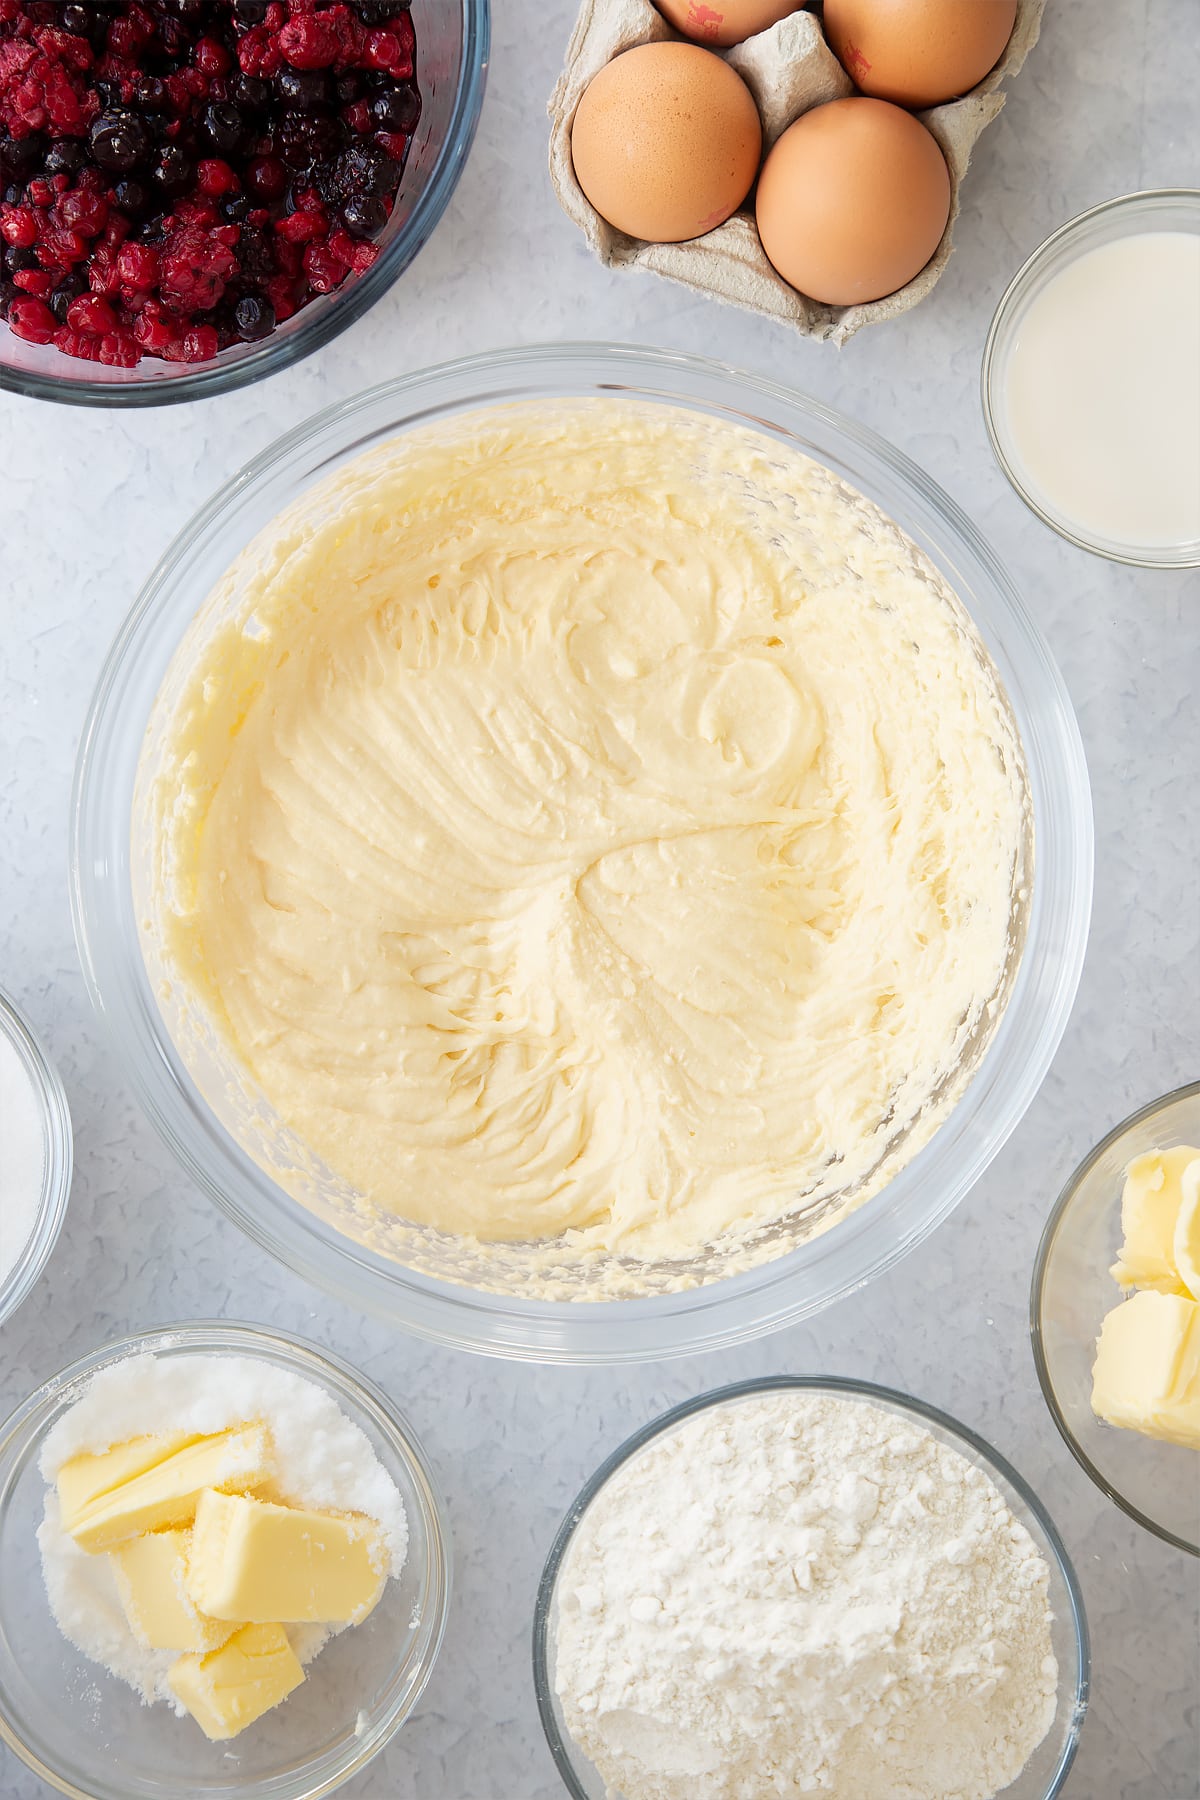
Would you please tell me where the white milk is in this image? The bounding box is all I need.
[1001,231,1200,550]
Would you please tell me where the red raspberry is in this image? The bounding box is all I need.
[160,225,237,311]
[52,326,103,361]
[373,129,408,162]
[98,329,139,366]
[7,295,55,342]
[237,26,284,79]
[278,17,337,71]
[0,38,96,139]
[344,99,370,134]
[66,292,117,333]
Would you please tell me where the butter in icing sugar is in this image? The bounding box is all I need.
[143,401,1028,1292]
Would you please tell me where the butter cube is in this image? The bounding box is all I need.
[110,1529,236,1653]
[57,1432,201,1531]
[186,1488,386,1625]
[1111,1146,1200,1294]
[1091,1289,1200,1448]
[64,1425,273,1553]
[168,1621,304,1741]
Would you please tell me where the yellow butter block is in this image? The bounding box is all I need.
[57,1432,202,1532]
[1111,1146,1200,1294]
[168,1621,304,1741]
[110,1529,237,1653]
[1173,1159,1200,1301]
[186,1488,386,1625]
[65,1425,274,1553]
[1091,1289,1200,1449]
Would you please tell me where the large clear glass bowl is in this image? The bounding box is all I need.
[70,343,1094,1362]
[1031,1083,1200,1555]
[0,1,489,407]
[533,1377,1089,1800]
[0,985,72,1331]
[0,1322,451,1800]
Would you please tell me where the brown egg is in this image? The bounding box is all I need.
[655,0,805,49]
[755,97,950,305]
[570,42,762,243]
[823,0,1018,109]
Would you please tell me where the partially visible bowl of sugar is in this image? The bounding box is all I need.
[0,1321,452,1800]
[0,986,72,1330]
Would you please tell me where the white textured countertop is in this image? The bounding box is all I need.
[2,2,1198,1795]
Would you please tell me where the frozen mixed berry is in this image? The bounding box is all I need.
[0,1,419,371]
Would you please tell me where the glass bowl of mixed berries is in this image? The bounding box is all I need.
[0,0,488,403]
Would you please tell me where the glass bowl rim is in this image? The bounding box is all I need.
[532,1373,1091,1800]
[980,187,1200,570]
[0,986,73,1331]
[0,1318,453,1800]
[0,0,491,409]
[69,339,1094,1363]
[1029,1078,1200,1557]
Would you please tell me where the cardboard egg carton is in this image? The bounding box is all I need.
[549,0,1045,343]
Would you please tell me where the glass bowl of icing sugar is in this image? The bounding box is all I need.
[0,985,72,1330]
[983,190,1200,568]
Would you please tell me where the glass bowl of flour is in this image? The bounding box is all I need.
[0,986,72,1331]
[0,1322,451,1800]
[534,1377,1089,1800]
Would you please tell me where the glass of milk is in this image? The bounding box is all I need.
[983,190,1200,568]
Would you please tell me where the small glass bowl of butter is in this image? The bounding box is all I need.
[1032,1082,1200,1555]
[0,1322,451,1800]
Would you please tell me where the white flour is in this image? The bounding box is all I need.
[38,1352,408,1709]
[553,1390,1058,1800]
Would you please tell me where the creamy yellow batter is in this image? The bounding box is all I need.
[146,401,1027,1284]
